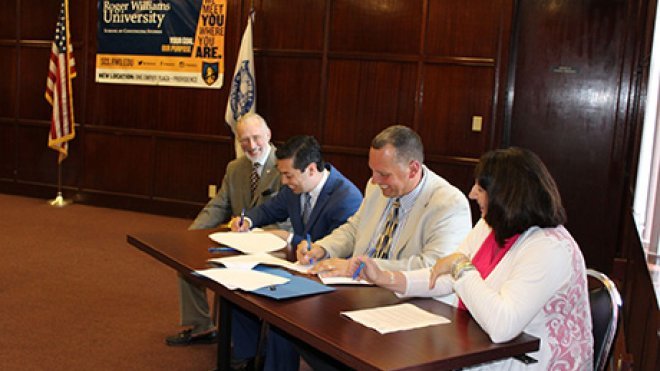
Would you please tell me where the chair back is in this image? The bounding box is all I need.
[587,269,622,371]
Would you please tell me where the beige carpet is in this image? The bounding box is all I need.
[0,193,217,370]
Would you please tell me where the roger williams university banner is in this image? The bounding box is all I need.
[96,0,226,88]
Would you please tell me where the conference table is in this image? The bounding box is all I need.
[127,229,539,370]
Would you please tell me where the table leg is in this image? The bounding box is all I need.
[217,296,232,371]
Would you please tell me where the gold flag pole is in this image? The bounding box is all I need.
[48,160,71,207]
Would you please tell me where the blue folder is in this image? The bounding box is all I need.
[251,266,334,300]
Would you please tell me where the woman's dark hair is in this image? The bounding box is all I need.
[475,147,566,245]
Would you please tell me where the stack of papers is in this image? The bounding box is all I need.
[209,253,312,274]
[319,276,372,285]
[341,303,450,334]
[208,231,287,254]
[194,267,289,291]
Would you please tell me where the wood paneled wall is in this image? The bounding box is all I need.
[0,0,513,219]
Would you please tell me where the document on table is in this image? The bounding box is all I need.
[341,303,450,334]
[319,275,372,285]
[208,231,287,254]
[209,253,312,274]
[194,267,289,291]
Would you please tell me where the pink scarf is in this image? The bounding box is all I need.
[457,231,520,311]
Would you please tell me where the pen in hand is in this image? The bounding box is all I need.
[352,262,365,280]
[208,246,237,253]
[239,208,245,229]
[306,233,314,265]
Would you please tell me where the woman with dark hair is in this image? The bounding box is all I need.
[350,147,593,370]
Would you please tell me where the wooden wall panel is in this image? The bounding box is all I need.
[20,0,86,40]
[0,47,16,118]
[157,87,230,135]
[20,0,58,40]
[153,138,233,202]
[323,152,371,191]
[253,0,326,51]
[0,124,15,179]
[0,1,16,39]
[88,84,160,129]
[81,132,152,195]
[330,0,423,54]
[16,125,77,184]
[426,160,476,195]
[426,0,504,57]
[18,47,53,121]
[324,60,417,148]
[421,65,494,157]
[255,56,323,140]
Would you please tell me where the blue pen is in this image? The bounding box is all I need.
[353,262,365,280]
[208,246,237,253]
[306,233,314,265]
[239,208,245,228]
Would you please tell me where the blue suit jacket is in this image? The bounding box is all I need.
[246,164,362,246]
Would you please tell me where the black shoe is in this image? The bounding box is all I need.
[230,357,255,371]
[165,329,217,346]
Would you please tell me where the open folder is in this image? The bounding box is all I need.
[250,266,334,300]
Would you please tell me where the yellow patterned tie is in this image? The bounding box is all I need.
[373,198,401,259]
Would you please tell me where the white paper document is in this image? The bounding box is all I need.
[194,267,289,291]
[209,253,312,274]
[208,231,287,254]
[341,303,450,334]
[319,275,372,285]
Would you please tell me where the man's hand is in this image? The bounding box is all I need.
[229,216,250,232]
[296,240,325,264]
[309,258,351,277]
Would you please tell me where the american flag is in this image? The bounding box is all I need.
[45,0,76,163]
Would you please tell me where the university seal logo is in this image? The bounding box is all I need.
[202,62,219,86]
[229,61,255,120]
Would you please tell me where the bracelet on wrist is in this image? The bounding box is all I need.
[450,256,469,276]
[452,262,476,280]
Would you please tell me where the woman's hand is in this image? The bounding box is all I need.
[429,253,469,289]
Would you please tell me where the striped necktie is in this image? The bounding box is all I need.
[373,198,401,259]
[301,192,312,226]
[250,162,260,197]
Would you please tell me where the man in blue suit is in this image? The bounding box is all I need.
[230,135,362,245]
[228,135,362,371]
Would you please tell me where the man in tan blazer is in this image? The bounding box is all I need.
[189,113,282,230]
[299,125,472,275]
[167,113,287,346]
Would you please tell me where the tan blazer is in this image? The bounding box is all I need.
[189,146,282,230]
[317,166,472,271]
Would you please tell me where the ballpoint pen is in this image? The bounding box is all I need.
[352,261,365,280]
[306,233,314,265]
[208,246,237,253]
[239,208,245,229]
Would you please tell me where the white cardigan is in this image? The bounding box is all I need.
[400,219,594,370]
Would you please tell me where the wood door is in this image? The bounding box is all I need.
[507,0,640,272]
